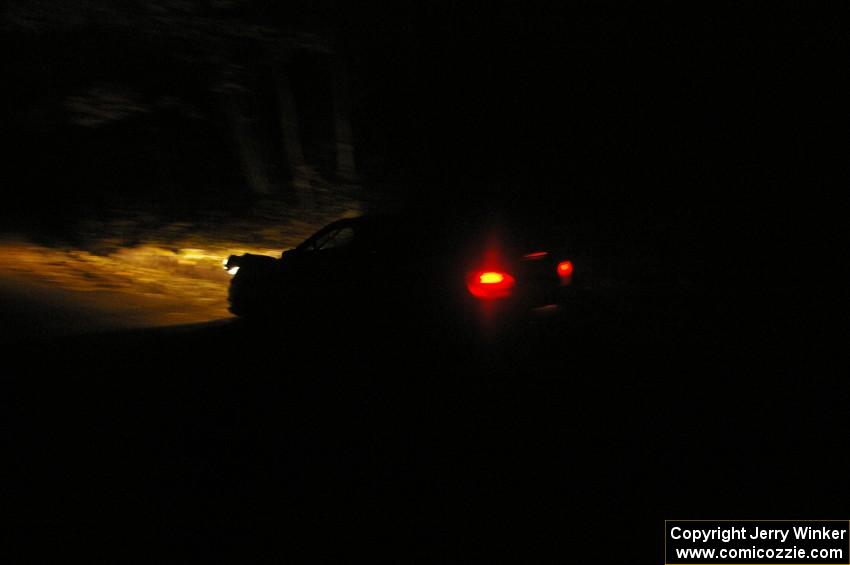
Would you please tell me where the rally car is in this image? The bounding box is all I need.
[224,213,577,332]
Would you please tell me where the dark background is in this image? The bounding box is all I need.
[3,3,841,213]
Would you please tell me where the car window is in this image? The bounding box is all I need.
[306,226,356,252]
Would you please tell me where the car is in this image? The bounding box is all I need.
[223,213,578,335]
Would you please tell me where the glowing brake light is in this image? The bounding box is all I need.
[467,270,515,299]
[479,271,506,284]
[557,260,573,285]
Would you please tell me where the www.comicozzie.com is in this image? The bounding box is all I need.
[665,521,850,564]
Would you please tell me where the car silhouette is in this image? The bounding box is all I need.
[224,213,577,333]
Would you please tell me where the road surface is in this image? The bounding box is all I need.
[2,301,844,563]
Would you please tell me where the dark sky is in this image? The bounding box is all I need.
[1,1,843,246]
[333,2,836,181]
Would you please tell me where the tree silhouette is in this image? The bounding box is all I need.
[4,0,352,198]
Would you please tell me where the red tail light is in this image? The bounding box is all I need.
[467,270,516,299]
[557,261,573,276]
[557,260,573,285]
